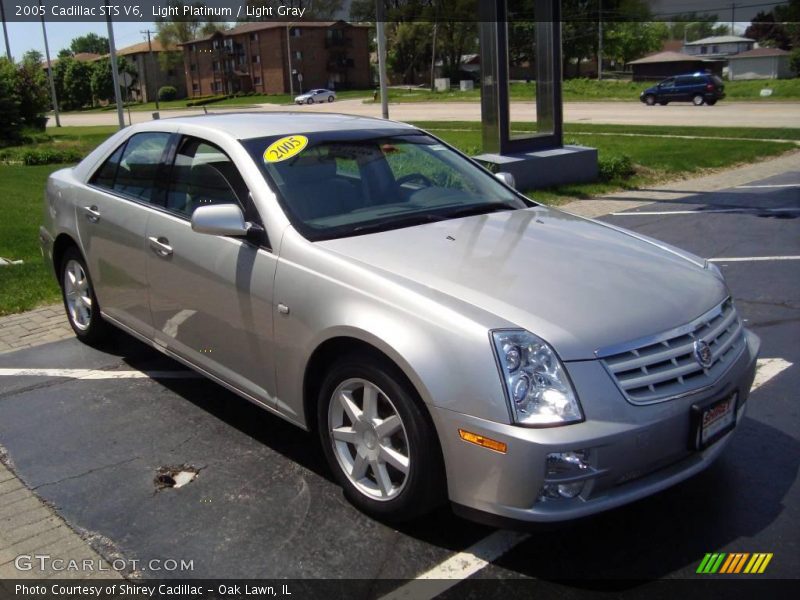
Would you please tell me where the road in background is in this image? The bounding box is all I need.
[49,100,800,128]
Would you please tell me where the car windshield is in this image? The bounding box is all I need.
[242,131,531,240]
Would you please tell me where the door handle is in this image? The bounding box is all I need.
[148,236,173,257]
[83,205,101,223]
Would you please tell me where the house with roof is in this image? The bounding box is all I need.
[682,35,755,59]
[728,47,793,80]
[180,21,371,97]
[115,39,187,103]
[627,51,722,82]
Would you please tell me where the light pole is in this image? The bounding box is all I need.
[375,1,389,119]
[38,0,60,127]
[105,0,125,129]
[1,0,12,60]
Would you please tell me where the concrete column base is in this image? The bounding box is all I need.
[473,145,599,190]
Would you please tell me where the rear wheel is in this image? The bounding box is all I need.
[60,247,110,344]
[327,95,335,103]
[658,101,669,105]
[706,99,718,106]
[692,94,705,106]
[644,95,656,106]
[317,354,445,521]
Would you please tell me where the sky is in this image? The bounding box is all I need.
[4,20,158,60]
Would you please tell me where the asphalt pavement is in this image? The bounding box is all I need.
[0,171,797,592]
[49,99,800,129]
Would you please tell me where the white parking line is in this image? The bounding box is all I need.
[380,357,792,599]
[0,368,201,379]
[707,256,800,263]
[735,184,799,188]
[610,207,800,216]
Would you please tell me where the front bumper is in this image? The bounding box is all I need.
[431,329,759,524]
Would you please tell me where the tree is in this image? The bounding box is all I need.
[62,60,94,109]
[666,14,729,42]
[90,56,137,104]
[16,51,50,127]
[69,33,109,55]
[0,58,21,142]
[790,48,800,76]
[745,12,790,49]
[156,2,228,72]
[605,21,668,66]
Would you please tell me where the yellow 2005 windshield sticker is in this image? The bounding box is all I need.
[263,135,309,163]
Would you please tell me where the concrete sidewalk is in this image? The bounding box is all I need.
[0,146,796,580]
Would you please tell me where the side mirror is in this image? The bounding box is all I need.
[495,171,515,189]
[191,204,249,236]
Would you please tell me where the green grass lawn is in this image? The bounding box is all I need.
[1,122,797,314]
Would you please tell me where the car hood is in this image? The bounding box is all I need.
[318,207,727,361]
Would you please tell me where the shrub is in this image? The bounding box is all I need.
[20,147,83,166]
[598,154,635,182]
[158,85,178,101]
[186,95,229,107]
[791,48,800,77]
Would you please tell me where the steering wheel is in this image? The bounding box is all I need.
[396,173,433,188]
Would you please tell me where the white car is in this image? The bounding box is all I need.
[295,89,336,104]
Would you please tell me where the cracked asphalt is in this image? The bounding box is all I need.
[0,170,797,589]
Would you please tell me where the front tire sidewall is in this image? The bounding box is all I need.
[317,355,444,521]
[645,95,656,106]
[307,98,314,104]
[693,95,705,106]
[60,248,107,344]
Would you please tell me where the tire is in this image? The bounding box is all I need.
[692,94,705,106]
[59,247,110,345]
[327,95,335,103]
[658,101,669,106]
[306,97,314,104]
[644,95,656,106]
[317,353,446,521]
[706,99,717,106]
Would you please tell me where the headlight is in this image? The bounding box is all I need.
[492,330,583,426]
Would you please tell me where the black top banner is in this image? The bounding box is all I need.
[0,0,792,23]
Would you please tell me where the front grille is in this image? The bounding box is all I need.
[599,299,745,404]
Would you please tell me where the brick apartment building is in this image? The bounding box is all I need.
[117,40,187,103]
[181,21,371,97]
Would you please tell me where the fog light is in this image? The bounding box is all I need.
[539,450,591,501]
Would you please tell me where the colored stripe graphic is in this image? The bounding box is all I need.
[697,553,727,574]
[699,552,773,574]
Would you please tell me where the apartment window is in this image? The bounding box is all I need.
[252,55,260,64]
[294,51,302,60]
[190,44,196,52]
[701,46,708,54]
[190,63,197,72]
[213,61,220,71]
[192,83,199,92]
[712,45,719,53]
[168,69,175,76]
[254,76,262,85]
[250,33,258,41]
[213,82,222,92]
[213,39,220,49]
[291,27,301,37]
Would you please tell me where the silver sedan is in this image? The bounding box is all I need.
[40,114,759,524]
[295,89,336,104]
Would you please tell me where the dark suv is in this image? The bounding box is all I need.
[640,72,725,106]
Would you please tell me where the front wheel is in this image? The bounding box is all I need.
[60,247,110,344]
[692,94,705,106]
[306,97,314,104]
[644,95,656,106]
[317,354,445,521]
[327,95,335,103]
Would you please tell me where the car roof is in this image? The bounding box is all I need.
[140,112,417,140]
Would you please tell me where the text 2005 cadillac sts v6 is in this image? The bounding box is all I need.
[41,114,759,524]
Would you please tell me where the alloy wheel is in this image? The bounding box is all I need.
[328,378,411,501]
[64,259,92,330]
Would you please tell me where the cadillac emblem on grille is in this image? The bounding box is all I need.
[694,340,713,368]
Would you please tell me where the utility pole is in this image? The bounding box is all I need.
[430,21,437,92]
[375,0,389,119]
[1,0,12,60]
[38,0,60,127]
[141,29,160,112]
[105,0,125,129]
[597,0,603,80]
[730,3,735,35]
[286,24,294,98]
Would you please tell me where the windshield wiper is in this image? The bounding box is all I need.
[351,213,447,236]
[442,202,518,220]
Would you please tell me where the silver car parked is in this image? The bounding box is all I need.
[295,89,336,105]
[40,114,759,524]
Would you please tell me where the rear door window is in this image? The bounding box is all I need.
[91,132,171,204]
